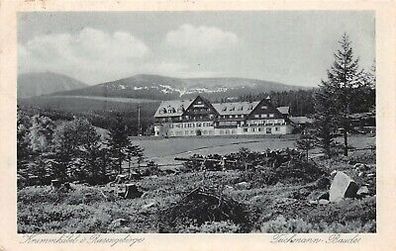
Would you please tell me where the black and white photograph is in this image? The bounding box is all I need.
[16,11,376,234]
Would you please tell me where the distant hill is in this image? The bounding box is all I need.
[18,72,88,98]
[52,74,309,101]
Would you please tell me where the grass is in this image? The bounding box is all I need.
[17,135,376,233]
[133,134,375,164]
[18,149,376,233]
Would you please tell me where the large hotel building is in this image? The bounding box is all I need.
[154,95,292,137]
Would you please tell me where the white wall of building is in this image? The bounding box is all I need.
[155,122,292,137]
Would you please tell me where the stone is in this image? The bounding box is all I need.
[51,179,61,188]
[234,182,251,190]
[317,192,329,200]
[110,218,128,228]
[124,184,143,199]
[329,171,359,202]
[318,199,330,205]
[353,163,364,169]
[357,186,369,196]
[309,200,318,205]
[224,185,234,190]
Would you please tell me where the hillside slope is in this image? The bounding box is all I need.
[18,72,88,98]
[52,74,308,100]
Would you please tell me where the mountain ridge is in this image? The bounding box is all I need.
[50,73,310,100]
[18,72,89,98]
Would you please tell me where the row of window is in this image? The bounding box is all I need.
[169,130,215,136]
[160,113,276,121]
[246,119,285,125]
[242,127,280,133]
[159,107,185,114]
[254,114,274,118]
[170,122,213,129]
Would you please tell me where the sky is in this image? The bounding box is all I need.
[18,11,375,87]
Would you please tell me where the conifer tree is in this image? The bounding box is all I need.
[313,83,338,158]
[317,33,366,156]
[106,113,130,174]
[295,129,316,161]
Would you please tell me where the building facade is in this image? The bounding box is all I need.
[154,96,293,137]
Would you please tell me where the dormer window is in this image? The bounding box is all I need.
[248,105,254,110]
[222,107,227,111]
[230,106,235,111]
[239,106,244,111]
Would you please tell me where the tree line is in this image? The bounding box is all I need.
[17,110,144,188]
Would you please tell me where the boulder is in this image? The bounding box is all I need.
[318,192,329,200]
[357,186,369,196]
[234,182,251,190]
[318,199,330,205]
[329,171,359,202]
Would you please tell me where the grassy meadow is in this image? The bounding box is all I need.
[18,135,376,233]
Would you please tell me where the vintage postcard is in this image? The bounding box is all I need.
[0,0,395,251]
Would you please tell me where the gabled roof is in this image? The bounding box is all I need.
[277,106,290,115]
[154,99,195,118]
[212,101,260,116]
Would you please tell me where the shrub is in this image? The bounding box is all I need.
[260,215,313,233]
[179,220,241,233]
[258,215,376,233]
[159,187,251,233]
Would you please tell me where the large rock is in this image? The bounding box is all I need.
[318,199,330,205]
[329,171,359,202]
[357,186,369,196]
[234,182,251,190]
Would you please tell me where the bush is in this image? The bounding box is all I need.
[260,215,313,233]
[159,187,251,233]
[258,215,376,233]
[179,220,241,233]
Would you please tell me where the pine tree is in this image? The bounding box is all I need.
[125,143,145,177]
[319,33,366,156]
[29,114,55,153]
[313,84,338,158]
[106,113,130,174]
[52,117,102,183]
[17,107,32,163]
[295,129,316,161]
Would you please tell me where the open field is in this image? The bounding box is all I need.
[132,134,375,165]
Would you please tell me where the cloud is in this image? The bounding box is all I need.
[165,24,239,53]
[18,26,234,83]
[19,28,150,84]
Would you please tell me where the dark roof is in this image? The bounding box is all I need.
[154,99,195,118]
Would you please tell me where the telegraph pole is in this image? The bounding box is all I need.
[137,104,141,136]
